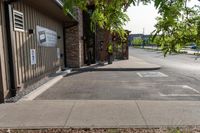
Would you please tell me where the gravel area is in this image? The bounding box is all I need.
[5,71,66,103]
[0,128,200,133]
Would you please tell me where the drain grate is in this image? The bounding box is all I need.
[137,72,168,78]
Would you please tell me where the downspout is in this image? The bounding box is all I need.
[0,61,4,103]
[63,27,67,68]
[4,1,17,97]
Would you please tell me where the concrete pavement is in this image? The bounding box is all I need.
[35,70,200,101]
[20,55,161,102]
[0,100,200,129]
[73,56,161,71]
[1,51,199,129]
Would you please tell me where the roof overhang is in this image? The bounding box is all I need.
[22,0,78,26]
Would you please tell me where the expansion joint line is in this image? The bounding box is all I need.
[135,101,149,128]
[64,101,76,127]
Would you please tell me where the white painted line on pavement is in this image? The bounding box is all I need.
[168,85,200,94]
[159,85,200,97]
[137,72,143,77]
[183,85,200,94]
[159,92,200,97]
[137,72,168,78]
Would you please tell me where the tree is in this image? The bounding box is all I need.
[64,0,130,38]
[149,35,161,47]
[132,37,143,46]
[152,1,200,56]
[63,0,200,56]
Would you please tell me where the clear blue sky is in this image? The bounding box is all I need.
[124,0,200,34]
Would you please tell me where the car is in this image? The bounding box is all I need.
[191,45,197,49]
[190,43,197,49]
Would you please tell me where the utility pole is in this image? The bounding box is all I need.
[142,28,145,48]
[143,28,145,35]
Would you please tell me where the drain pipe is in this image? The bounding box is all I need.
[63,27,67,68]
[4,1,17,97]
[0,61,4,103]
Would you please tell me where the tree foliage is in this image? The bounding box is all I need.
[152,1,200,56]
[64,0,131,38]
[132,37,143,45]
[63,0,200,55]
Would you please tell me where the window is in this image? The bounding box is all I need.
[13,10,24,32]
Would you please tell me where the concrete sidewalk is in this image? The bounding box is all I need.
[73,56,161,71]
[0,100,200,129]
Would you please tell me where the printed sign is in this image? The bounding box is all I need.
[36,26,57,47]
[57,48,60,59]
[30,49,36,65]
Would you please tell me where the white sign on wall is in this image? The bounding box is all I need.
[36,26,57,47]
[30,49,36,65]
[57,48,60,59]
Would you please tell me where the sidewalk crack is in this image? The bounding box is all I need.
[64,101,76,127]
[135,101,148,128]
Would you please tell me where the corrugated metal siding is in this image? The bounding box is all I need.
[0,0,10,98]
[10,1,64,88]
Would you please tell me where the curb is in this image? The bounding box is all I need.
[19,69,72,102]
[72,66,161,72]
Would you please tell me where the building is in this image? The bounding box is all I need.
[0,0,80,102]
[0,0,129,103]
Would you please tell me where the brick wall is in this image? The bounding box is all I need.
[65,9,84,68]
[96,28,112,61]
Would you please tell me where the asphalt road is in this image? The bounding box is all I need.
[129,48,200,82]
[36,48,200,101]
[129,47,200,73]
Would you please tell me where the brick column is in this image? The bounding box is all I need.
[96,28,112,61]
[65,9,84,68]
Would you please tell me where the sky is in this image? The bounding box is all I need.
[124,0,200,35]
